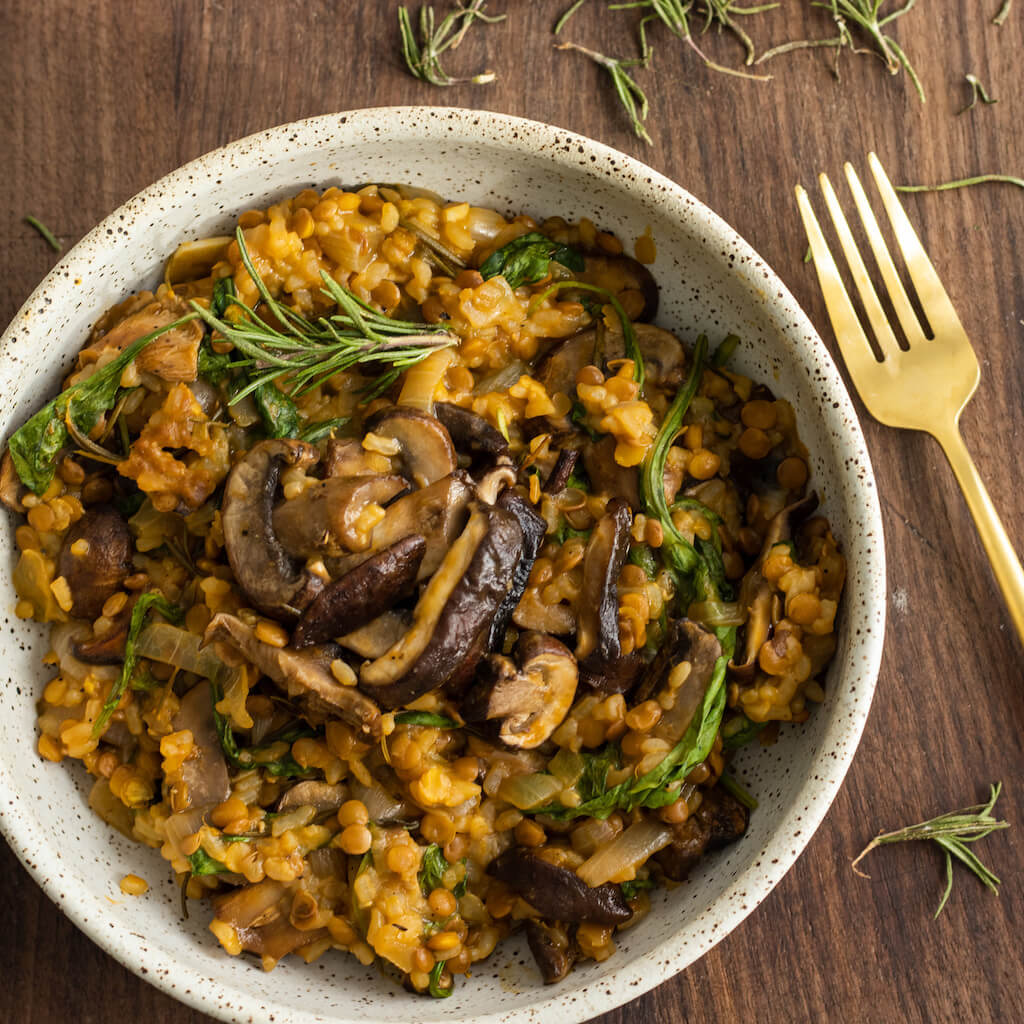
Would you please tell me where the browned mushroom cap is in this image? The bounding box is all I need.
[214,879,327,960]
[525,920,580,985]
[292,535,426,649]
[55,504,133,620]
[488,848,632,924]
[326,470,474,582]
[488,491,547,650]
[73,600,132,664]
[729,493,818,680]
[220,439,323,621]
[275,781,348,815]
[575,498,633,669]
[358,503,524,709]
[1,448,25,512]
[654,786,750,882]
[271,474,407,558]
[170,680,232,811]
[361,407,456,488]
[434,402,510,471]
[463,633,579,749]
[203,612,382,739]
[634,619,722,744]
[582,436,641,512]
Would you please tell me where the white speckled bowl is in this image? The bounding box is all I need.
[0,108,884,1024]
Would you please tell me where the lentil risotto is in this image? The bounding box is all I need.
[2,182,845,995]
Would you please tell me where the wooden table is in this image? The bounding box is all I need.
[2,2,1021,1021]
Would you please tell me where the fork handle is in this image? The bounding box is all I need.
[932,423,1024,644]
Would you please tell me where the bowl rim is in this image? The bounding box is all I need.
[0,105,886,1024]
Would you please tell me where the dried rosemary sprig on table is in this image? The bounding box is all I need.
[958,73,998,113]
[852,783,1010,917]
[758,0,924,103]
[25,214,62,252]
[398,0,506,86]
[896,174,1024,194]
[993,0,1012,25]
[191,228,457,402]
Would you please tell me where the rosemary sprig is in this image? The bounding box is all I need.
[191,229,457,402]
[398,1,506,86]
[896,174,1024,194]
[993,0,1012,25]
[556,41,652,143]
[758,0,924,103]
[25,215,62,252]
[852,783,1010,917]
[958,73,998,114]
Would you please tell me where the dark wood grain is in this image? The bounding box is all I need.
[1,2,1022,1021]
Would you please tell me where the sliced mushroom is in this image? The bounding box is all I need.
[292,535,426,649]
[654,786,750,881]
[577,252,659,321]
[170,680,232,811]
[463,633,578,749]
[488,491,547,650]
[78,297,203,383]
[543,448,581,494]
[165,236,232,286]
[358,504,524,709]
[204,613,381,739]
[434,402,510,471]
[634,619,722,744]
[326,471,474,582]
[323,438,391,478]
[213,879,328,960]
[575,498,632,674]
[362,407,456,488]
[220,439,323,621]
[1,448,25,512]
[56,504,133,619]
[275,781,348,815]
[525,920,579,985]
[73,600,132,664]
[488,848,632,925]
[338,609,413,659]
[271,474,407,558]
[729,494,818,680]
[476,461,517,505]
[582,435,641,511]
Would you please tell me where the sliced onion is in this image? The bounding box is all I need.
[472,360,527,396]
[51,622,119,683]
[88,778,135,838]
[497,772,563,811]
[397,348,455,412]
[350,779,415,825]
[576,819,673,888]
[569,816,621,859]
[163,806,207,853]
[135,622,239,689]
[688,600,745,627]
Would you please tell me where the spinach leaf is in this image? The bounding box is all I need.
[188,848,229,876]
[394,711,459,729]
[428,960,453,998]
[93,593,183,736]
[479,231,585,289]
[298,417,351,443]
[628,543,658,579]
[566,467,590,492]
[253,381,300,438]
[7,314,198,494]
[569,399,601,440]
[210,276,238,318]
[620,878,655,900]
[197,342,233,385]
[554,522,591,546]
[721,714,767,750]
[418,843,449,895]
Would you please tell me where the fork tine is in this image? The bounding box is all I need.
[795,184,880,383]
[867,152,966,335]
[843,162,927,346]
[817,173,903,362]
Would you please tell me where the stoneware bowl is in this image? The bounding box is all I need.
[0,108,885,1024]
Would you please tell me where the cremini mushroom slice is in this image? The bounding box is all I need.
[489,491,547,650]
[272,474,407,558]
[164,235,232,287]
[434,402,510,473]
[463,633,578,749]
[220,439,323,621]
[204,612,382,740]
[358,504,524,709]
[55,504,133,620]
[275,780,348,815]
[170,680,232,811]
[326,470,474,582]
[292,535,426,649]
[361,407,457,488]
[338,609,413,660]
[582,435,642,511]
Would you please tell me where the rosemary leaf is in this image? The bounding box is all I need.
[993,0,1012,25]
[958,73,998,114]
[555,0,590,33]
[851,783,1010,917]
[896,174,1024,193]
[398,1,506,87]
[25,215,62,252]
[556,41,652,143]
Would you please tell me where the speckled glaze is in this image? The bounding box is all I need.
[0,108,884,1024]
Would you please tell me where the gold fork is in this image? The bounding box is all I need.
[796,152,1024,643]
